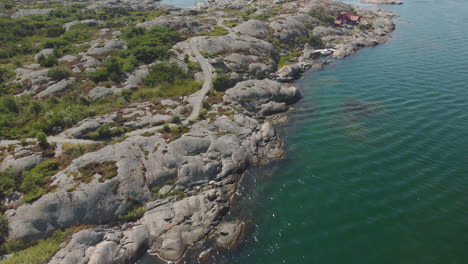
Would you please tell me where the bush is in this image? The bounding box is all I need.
[1,96,18,113]
[46,27,66,37]
[85,124,125,139]
[0,169,16,198]
[118,198,146,222]
[195,26,229,36]
[308,11,335,25]
[122,25,184,64]
[306,34,325,49]
[38,55,58,68]
[36,132,48,148]
[143,62,191,87]
[0,214,8,245]
[0,67,13,84]
[212,74,235,92]
[87,68,109,83]
[47,66,72,81]
[170,115,181,124]
[21,159,59,203]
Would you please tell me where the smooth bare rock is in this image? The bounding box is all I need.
[223,79,301,113]
[12,8,53,18]
[59,55,78,62]
[168,135,211,156]
[36,78,76,98]
[64,120,101,139]
[34,49,55,61]
[89,86,113,100]
[269,14,315,41]
[234,19,269,38]
[216,221,244,248]
[64,19,105,30]
[196,0,250,9]
[259,101,289,116]
[273,64,302,82]
[0,154,43,173]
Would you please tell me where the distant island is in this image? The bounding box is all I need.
[0,0,395,263]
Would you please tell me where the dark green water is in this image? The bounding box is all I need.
[164,0,467,263]
[225,0,468,263]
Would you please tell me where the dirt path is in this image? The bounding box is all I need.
[184,38,215,124]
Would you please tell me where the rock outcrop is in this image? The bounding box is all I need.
[361,0,403,5]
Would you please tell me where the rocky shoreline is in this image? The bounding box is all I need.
[0,0,395,263]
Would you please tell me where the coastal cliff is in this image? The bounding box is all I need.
[0,0,395,262]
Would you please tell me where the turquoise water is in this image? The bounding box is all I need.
[161,0,468,263]
[225,0,468,263]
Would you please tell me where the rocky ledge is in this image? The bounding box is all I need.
[1,0,395,263]
[360,0,403,5]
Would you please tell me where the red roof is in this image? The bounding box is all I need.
[338,12,361,21]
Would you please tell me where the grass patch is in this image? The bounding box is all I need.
[277,51,301,68]
[21,159,60,203]
[0,226,86,264]
[118,198,146,222]
[223,21,240,28]
[77,161,118,183]
[195,26,229,37]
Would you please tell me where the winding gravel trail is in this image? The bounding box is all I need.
[184,38,215,124]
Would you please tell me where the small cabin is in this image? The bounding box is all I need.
[334,12,361,26]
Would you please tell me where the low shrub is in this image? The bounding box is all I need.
[21,159,59,203]
[143,62,192,87]
[195,26,229,36]
[118,198,146,222]
[87,68,109,83]
[45,27,66,38]
[212,74,236,92]
[47,66,72,81]
[85,124,125,139]
[0,214,8,245]
[0,227,80,264]
[0,169,16,199]
[308,10,335,25]
[38,55,58,68]
[36,132,48,148]
[77,161,118,183]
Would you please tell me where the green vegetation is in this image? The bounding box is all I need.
[84,124,126,140]
[47,66,72,81]
[143,62,201,97]
[36,132,49,148]
[77,161,118,183]
[0,227,83,264]
[212,74,236,92]
[86,26,184,84]
[118,198,146,222]
[38,55,58,68]
[278,51,301,68]
[121,26,184,64]
[223,21,241,28]
[196,26,229,36]
[187,61,202,71]
[0,214,8,245]
[308,10,335,26]
[21,159,59,203]
[0,170,16,200]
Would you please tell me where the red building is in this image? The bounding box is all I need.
[334,12,361,26]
